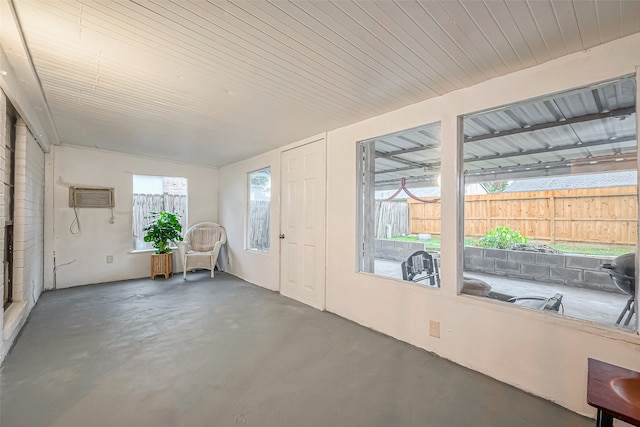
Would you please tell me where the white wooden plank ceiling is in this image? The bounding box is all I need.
[5,0,640,166]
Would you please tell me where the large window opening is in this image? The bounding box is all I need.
[132,175,187,251]
[247,167,271,252]
[357,122,442,287]
[461,75,637,329]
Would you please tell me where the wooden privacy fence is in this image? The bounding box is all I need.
[132,193,187,251]
[248,200,270,250]
[375,201,409,238]
[409,186,638,245]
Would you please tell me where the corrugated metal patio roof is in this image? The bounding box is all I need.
[370,75,637,190]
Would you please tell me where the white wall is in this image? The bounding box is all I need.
[325,33,640,418]
[218,33,640,419]
[47,145,218,289]
[219,149,280,291]
[219,134,326,291]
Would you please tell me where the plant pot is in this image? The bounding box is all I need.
[151,253,173,279]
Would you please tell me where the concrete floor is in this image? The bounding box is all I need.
[375,258,634,327]
[1,272,593,427]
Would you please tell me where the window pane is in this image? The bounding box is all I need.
[247,167,271,252]
[357,122,442,287]
[132,175,188,251]
[462,76,637,330]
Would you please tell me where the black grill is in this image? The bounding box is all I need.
[602,253,635,295]
[602,253,636,327]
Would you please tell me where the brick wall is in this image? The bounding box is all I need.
[1,111,45,363]
[13,124,45,305]
[464,246,624,294]
[0,91,5,336]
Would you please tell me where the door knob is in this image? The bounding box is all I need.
[279,234,285,239]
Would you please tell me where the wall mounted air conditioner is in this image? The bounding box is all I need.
[69,187,115,208]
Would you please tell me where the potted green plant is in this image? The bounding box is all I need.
[143,211,183,279]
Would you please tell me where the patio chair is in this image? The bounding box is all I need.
[508,293,564,312]
[177,222,227,279]
[465,276,564,313]
[401,250,440,287]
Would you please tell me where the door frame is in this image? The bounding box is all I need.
[279,135,327,310]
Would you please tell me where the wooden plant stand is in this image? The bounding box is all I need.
[151,253,173,279]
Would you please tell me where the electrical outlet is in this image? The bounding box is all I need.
[429,320,440,338]
[106,255,113,264]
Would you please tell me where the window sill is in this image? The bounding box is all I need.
[246,249,270,256]
[458,291,640,340]
[129,247,178,254]
[356,270,442,292]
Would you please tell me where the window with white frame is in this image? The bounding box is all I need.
[132,175,187,251]
[461,75,637,330]
[357,122,442,287]
[247,167,271,252]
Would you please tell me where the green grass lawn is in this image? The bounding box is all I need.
[541,243,633,257]
[386,235,634,257]
[387,235,442,249]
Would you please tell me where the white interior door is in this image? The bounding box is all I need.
[280,139,326,310]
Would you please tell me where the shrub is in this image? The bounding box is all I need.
[478,225,527,249]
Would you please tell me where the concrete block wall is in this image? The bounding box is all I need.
[375,239,425,261]
[464,246,624,294]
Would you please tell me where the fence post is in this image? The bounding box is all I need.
[485,198,491,233]
[550,195,556,244]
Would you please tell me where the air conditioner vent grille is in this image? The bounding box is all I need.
[69,187,114,208]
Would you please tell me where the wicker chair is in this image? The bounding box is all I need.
[177,222,227,279]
